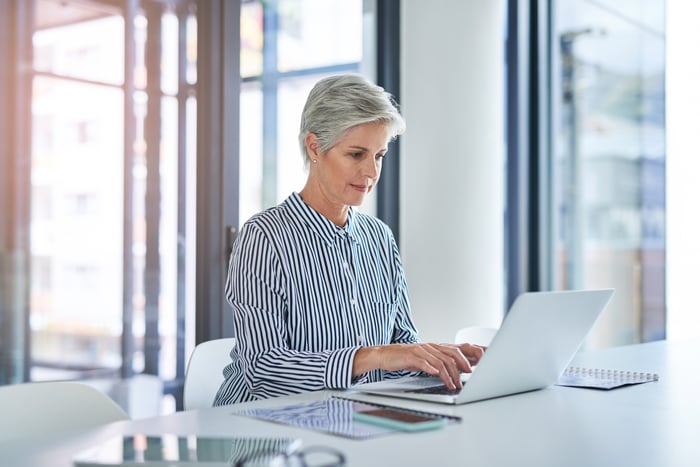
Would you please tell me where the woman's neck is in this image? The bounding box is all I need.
[298,188,348,227]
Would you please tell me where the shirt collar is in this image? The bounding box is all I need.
[286,192,360,246]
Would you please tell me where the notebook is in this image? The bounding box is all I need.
[557,366,659,389]
[353,289,615,405]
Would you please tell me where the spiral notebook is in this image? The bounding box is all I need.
[556,366,659,390]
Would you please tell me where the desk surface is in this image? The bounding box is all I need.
[3,339,699,467]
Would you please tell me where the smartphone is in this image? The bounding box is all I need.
[352,408,447,432]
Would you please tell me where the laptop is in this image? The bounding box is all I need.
[353,289,615,405]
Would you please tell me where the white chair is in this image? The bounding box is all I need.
[183,337,237,410]
[85,374,164,419]
[0,380,129,443]
[454,326,498,347]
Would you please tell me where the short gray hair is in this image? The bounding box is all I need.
[298,74,406,167]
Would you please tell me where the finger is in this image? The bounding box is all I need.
[433,343,473,373]
[424,344,468,390]
[460,343,486,365]
[402,345,457,388]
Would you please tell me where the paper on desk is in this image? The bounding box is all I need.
[556,366,659,390]
[233,397,403,440]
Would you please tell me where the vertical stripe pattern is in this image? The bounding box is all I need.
[213,192,419,406]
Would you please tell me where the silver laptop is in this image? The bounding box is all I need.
[354,289,614,405]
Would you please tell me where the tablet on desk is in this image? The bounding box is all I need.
[73,434,302,466]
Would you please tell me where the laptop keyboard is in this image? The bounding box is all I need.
[406,384,461,396]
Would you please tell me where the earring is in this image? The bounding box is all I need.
[312,159,318,163]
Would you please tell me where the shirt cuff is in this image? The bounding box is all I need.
[324,346,361,389]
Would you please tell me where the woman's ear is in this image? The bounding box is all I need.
[305,133,320,158]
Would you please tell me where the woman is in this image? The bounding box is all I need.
[213,74,484,406]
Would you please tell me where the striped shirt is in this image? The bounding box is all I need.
[213,192,420,406]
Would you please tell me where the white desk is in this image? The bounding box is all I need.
[2,340,699,467]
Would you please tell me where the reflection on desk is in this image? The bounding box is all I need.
[73,434,302,466]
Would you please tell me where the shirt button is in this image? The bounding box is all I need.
[350,299,357,306]
[343,262,349,269]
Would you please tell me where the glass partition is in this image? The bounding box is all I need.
[239,0,363,222]
[549,1,666,348]
[1,0,198,416]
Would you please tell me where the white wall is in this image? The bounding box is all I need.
[666,0,700,343]
[400,0,505,343]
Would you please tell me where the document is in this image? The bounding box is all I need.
[233,396,460,440]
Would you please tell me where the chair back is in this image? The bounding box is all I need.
[454,326,498,347]
[0,381,129,442]
[84,374,164,419]
[183,337,236,410]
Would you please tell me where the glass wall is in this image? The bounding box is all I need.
[31,13,126,379]
[548,0,666,348]
[239,0,363,222]
[0,0,198,415]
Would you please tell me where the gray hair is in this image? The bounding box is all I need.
[298,74,406,168]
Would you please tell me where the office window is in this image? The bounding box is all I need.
[30,7,127,380]
[547,1,666,347]
[0,0,198,415]
[239,0,363,222]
